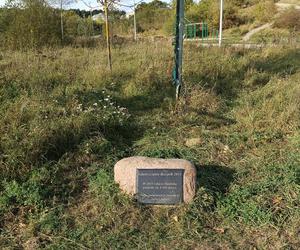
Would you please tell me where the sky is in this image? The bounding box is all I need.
[0,0,163,12]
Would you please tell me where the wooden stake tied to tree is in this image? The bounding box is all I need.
[98,0,119,71]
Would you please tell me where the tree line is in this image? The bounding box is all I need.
[0,0,280,49]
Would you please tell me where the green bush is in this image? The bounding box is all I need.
[0,0,101,49]
[134,0,172,33]
[1,0,61,49]
[248,0,277,23]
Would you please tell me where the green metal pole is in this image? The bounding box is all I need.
[173,0,185,100]
[206,23,208,40]
[185,25,187,38]
[207,24,209,39]
[202,22,204,43]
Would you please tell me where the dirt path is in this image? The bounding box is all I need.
[242,2,300,42]
[276,3,300,10]
[242,23,273,42]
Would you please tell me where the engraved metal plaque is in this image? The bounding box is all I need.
[136,169,184,204]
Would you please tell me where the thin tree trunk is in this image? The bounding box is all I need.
[104,0,112,71]
[60,0,64,42]
[133,0,137,41]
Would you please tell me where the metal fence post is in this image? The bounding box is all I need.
[173,0,185,100]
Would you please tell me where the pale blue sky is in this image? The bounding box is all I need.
[0,0,161,12]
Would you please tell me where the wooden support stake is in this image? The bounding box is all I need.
[104,0,112,71]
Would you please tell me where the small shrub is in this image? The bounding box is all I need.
[252,1,277,23]
[274,8,300,31]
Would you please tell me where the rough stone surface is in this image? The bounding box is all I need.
[114,156,196,203]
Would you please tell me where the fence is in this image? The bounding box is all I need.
[185,22,219,41]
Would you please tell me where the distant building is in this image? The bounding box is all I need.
[126,12,134,19]
[92,13,105,22]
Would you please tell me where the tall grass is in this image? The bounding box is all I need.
[0,41,299,249]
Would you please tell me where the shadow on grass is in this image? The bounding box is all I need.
[199,111,236,125]
[42,88,155,163]
[196,164,235,195]
[253,49,300,76]
[184,48,300,100]
[116,91,174,112]
[185,109,237,129]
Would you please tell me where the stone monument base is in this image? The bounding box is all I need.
[114,157,196,204]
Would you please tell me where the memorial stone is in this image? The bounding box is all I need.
[114,157,196,204]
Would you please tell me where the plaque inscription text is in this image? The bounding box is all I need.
[136,169,184,204]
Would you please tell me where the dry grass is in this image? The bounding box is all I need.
[0,41,299,249]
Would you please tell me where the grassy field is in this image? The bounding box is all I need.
[0,42,299,249]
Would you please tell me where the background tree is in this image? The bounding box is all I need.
[2,0,61,49]
[97,0,120,71]
[48,0,74,42]
[134,0,171,33]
